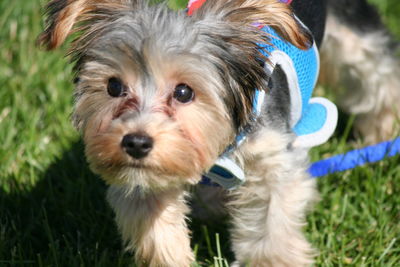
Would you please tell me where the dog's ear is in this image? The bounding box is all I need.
[191,0,311,50]
[38,0,138,50]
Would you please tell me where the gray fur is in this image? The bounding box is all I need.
[72,3,274,133]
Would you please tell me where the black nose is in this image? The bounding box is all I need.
[121,133,153,159]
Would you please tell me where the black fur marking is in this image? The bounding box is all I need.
[291,0,327,47]
[264,64,291,130]
[327,0,383,33]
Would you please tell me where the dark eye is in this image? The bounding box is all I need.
[107,77,126,97]
[173,84,194,103]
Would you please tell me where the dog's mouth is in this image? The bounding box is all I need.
[127,161,148,169]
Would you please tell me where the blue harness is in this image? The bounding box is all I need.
[188,0,399,188]
[201,24,338,189]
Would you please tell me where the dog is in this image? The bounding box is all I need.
[38,0,399,266]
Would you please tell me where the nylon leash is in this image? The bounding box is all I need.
[309,137,400,177]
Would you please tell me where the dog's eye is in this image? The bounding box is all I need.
[107,77,126,97]
[173,84,194,103]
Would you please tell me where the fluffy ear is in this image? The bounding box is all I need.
[38,0,137,50]
[191,0,312,50]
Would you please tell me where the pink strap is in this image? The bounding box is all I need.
[187,0,207,15]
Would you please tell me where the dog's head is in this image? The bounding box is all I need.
[39,0,310,190]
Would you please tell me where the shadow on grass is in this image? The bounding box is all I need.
[0,141,132,266]
[0,141,233,266]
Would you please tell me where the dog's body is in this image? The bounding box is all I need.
[39,0,399,266]
[320,1,400,143]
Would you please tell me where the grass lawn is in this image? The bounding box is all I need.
[1,0,399,266]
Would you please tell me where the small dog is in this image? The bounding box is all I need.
[38,0,399,266]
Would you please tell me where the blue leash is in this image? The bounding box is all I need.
[309,137,400,177]
[200,137,400,187]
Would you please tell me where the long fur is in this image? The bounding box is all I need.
[320,0,400,143]
[38,0,399,266]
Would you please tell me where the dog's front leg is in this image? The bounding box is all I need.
[229,136,318,267]
[107,185,193,267]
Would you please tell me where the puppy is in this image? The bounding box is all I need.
[38,0,399,266]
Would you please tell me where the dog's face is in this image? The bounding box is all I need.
[39,0,309,190]
[74,22,235,189]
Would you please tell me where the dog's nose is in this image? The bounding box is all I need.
[121,133,153,159]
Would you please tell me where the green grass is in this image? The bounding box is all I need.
[1,0,399,266]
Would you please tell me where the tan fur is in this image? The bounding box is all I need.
[38,0,135,49]
[193,0,311,50]
[320,12,400,143]
[38,0,85,49]
[80,46,234,190]
[229,129,318,266]
[39,0,310,52]
[39,0,319,266]
[107,186,194,267]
